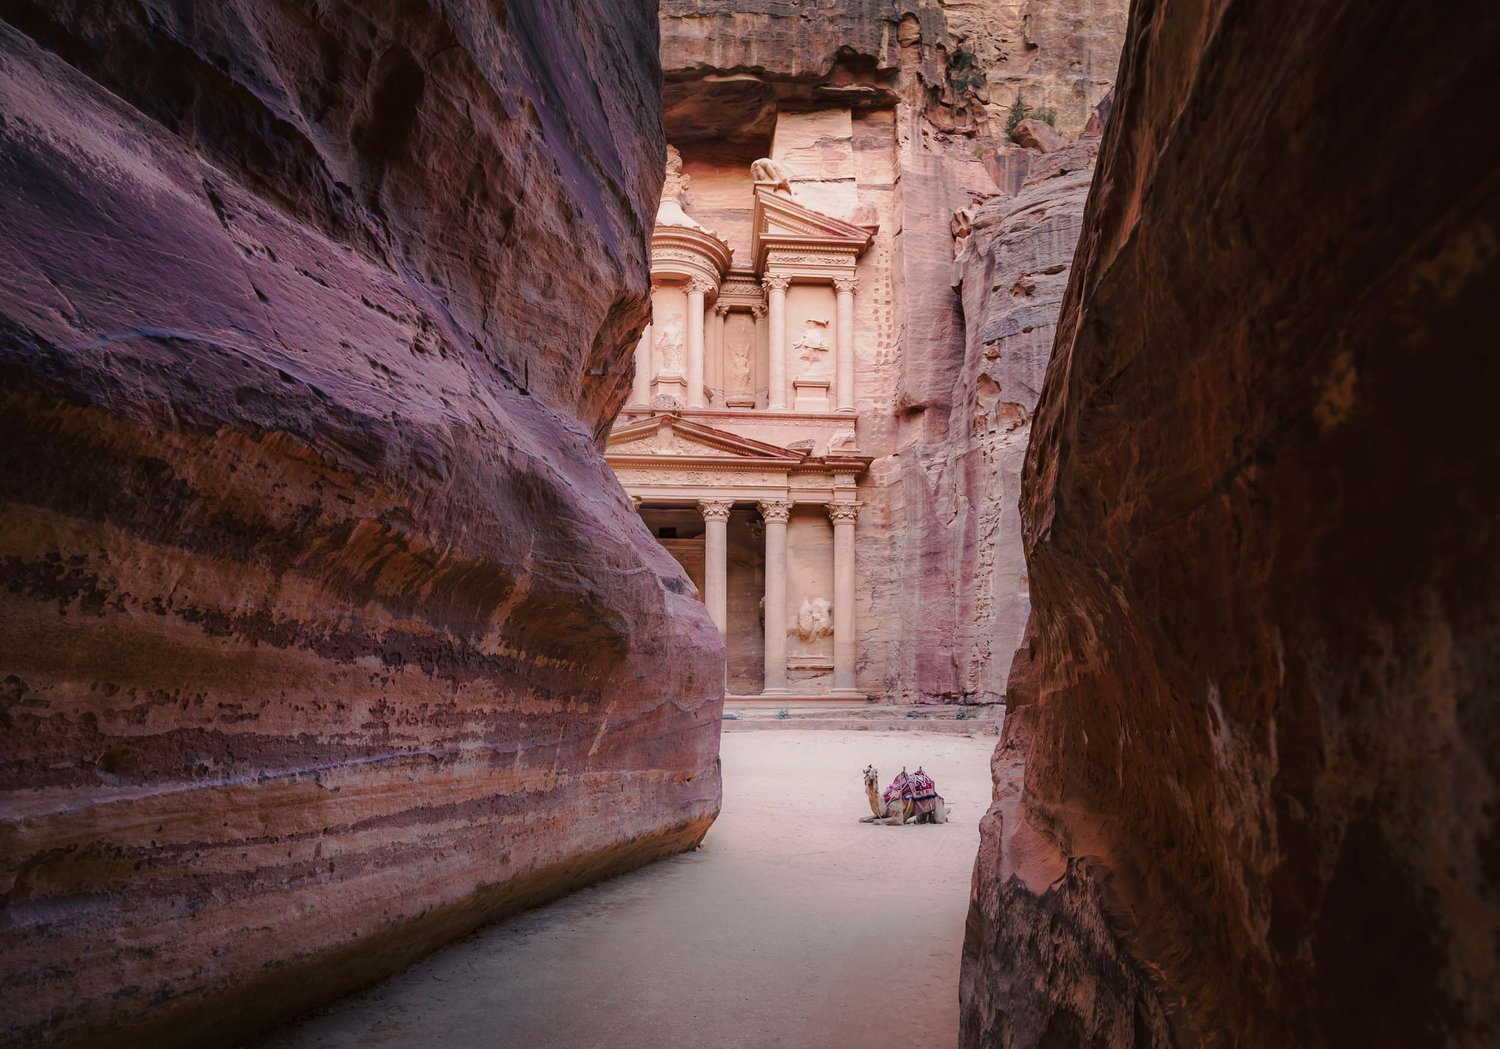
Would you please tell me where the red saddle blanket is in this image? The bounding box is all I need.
[882,768,940,806]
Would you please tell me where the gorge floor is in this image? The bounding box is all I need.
[252,728,999,1049]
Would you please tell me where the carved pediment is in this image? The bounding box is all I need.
[608,428,739,458]
[752,188,876,272]
[607,416,808,464]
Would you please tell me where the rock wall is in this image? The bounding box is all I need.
[0,3,722,1047]
[937,136,1100,707]
[962,0,1500,1046]
[660,0,1126,703]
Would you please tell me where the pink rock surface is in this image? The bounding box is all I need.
[0,3,721,1047]
[962,0,1500,1045]
[659,0,1126,705]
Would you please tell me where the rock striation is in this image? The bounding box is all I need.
[962,0,1500,1046]
[0,3,722,1047]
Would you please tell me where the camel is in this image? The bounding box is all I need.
[861,765,948,825]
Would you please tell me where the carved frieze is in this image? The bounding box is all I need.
[622,468,788,488]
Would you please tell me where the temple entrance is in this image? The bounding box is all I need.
[639,504,767,694]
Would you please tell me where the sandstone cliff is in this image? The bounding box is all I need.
[0,3,722,1047]
[660,0,1126,703]
[962,0,1500,1046]
[936,136,1100,707]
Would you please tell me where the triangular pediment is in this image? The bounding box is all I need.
[607,416,807,463]
[753,189,876,246]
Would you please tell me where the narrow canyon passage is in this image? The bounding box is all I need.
[254,728,998,1049]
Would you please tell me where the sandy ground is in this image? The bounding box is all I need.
[256,729,999,1049]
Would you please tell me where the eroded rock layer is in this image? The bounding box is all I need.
[963,1,1500,1046]
[0,3,722,1047]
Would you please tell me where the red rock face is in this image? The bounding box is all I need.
[962,1,1500,1046]
[0,3,721,1046]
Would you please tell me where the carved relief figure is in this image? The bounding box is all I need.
[655,321,684,374]
[793,597,834,643]
[793,318,832,373]
[726,329,754,395]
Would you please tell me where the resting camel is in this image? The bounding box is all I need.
[861,764,948,825]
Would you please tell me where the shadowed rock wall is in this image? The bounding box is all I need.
[962,0,1500,1046]
[0,3,722,1047]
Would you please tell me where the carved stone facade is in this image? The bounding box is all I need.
[609,148,876,697]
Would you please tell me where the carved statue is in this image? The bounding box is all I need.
[794,597,834,643]
[751,157,793,196]
[793,318,832,371]
[664,144,689,196]
[657,145,707,231]
[655,321,684,374]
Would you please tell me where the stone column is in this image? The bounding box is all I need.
[758,498,793,695]
[686,278,711,408]
[632,321,652,407]
[751,303,767,407]
[712,302,729,404]
[763,274,791,411]
[828,501,862,696]
[698,499,732,639]
[834,277,858,414]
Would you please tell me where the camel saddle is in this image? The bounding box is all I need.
[882,768,941,815]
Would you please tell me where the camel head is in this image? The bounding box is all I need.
[862,765,879,792]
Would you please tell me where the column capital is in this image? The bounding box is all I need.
[750,304,767,319]
[698,498,734,522]
[762,273,792,292]
[826,501,862,524]
[689,276,716,296]
[758,498,793,524]
[714,302,731,317]
[833,277,860,295]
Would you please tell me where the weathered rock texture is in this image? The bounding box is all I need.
[0,3,721,1047]
[937,135,1099,708]
[660,0,1126,703]
[963,0,1500,1046]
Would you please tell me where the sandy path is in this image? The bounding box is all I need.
[256,729,999,1049]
